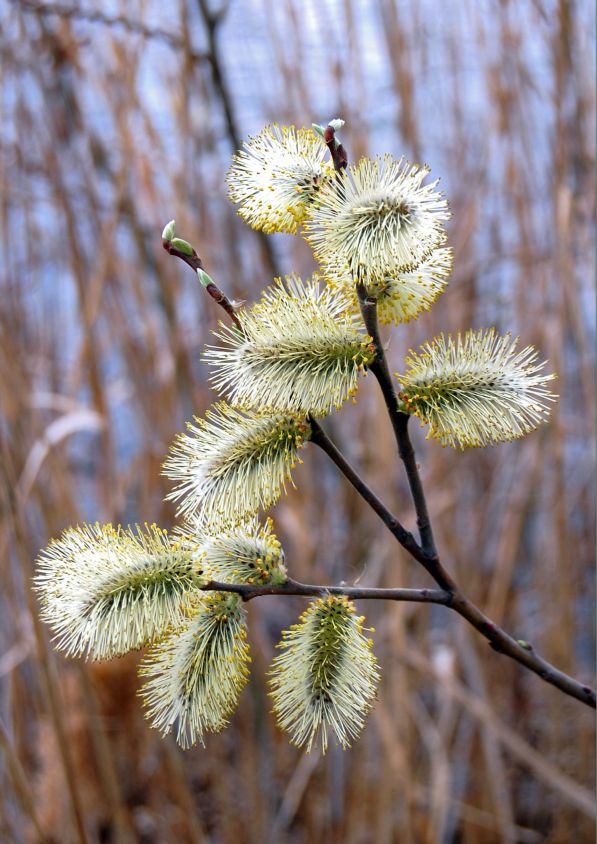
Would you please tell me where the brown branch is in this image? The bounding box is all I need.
[16,0,207,60]
[308,417,456,591]
[357,282,437,557]
[201,573,595,707]
[201,578,450,605]
[158,118,594,709]
[195,0,280,278]
[308,419,420,555]
[447,592,596,708]
[308,409,594,706]
[162,230,242,330]
[323,124,348,173]
[351,285,595,708]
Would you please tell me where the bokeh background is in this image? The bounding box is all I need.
[1,1,595,842]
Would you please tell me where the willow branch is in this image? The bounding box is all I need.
[355,286,595,706]
[309,419,429,573]
[201,573,594,707]
[357,282,436,557]
[201,578,450,605]
[162,228,242,330]
[165,121,593,708]
[323,123,348,173]
[309,417,456,591]
[308,419,595,707]
[447,592,596,707]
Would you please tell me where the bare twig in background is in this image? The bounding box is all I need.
[0,717,48,842]
[195,0,281,279]
[16,0,207,58]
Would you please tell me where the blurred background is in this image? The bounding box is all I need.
[0,0,595,842]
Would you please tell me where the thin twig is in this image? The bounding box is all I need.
[308,418,594,706]
[170,127,595,709]
[447,591,596,707]
[16,0,207,60]
[201,577,451,605]
[323,124,348,173]
[352,285,595,708]
[195,0,239,148]
[309,416,456,591]
[357,282,437,557]
[162,233,242,330]
[195,0,280,278]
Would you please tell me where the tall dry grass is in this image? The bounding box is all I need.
[0,1,594,842]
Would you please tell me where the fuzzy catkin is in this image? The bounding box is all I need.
[140,592,250,748]
[269,595,380,753]
[179,516,287,586]
[305,154,450,286]
[164,403,311,526]
[397,328,557,448]
[205,275,374,415]
[34,523,205,659]
[227,124,332,234]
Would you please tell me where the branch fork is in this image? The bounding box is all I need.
[161,139,595,710]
